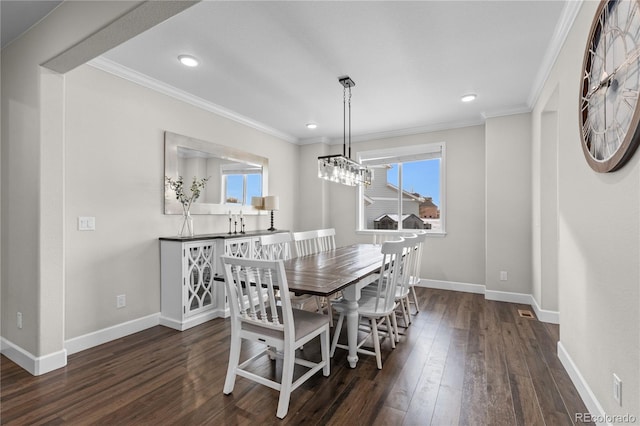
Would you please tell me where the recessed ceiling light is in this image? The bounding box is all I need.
[306,123,318,129]
[178,55,199,67]
[461,93,477,103]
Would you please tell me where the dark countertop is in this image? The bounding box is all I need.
[159,229,289,242]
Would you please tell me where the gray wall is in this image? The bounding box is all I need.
[2,1,639,419]
[64,65,299,339]
[533,1,639,418]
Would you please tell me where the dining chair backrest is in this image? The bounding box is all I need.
[369,238,407,313]
[316,228,336,252]
[411,231,427,280]
[292,230,320,257]
[398,234,418,294]
[221,256,294,341]
[259,232,293,260]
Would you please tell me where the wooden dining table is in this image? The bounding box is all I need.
[281,244,384,368]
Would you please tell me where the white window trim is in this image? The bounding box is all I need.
[356,142,446,236]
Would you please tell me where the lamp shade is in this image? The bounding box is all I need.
[263,195,279,211]
[251,196,264,209]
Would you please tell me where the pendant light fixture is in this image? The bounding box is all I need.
[317,76,372,186]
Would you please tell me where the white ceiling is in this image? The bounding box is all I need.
[0,0,62,48]
[4,1,580,145]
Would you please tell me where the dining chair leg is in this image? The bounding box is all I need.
[391,311,400,343]
[385,315,396,349]
[371,317,382,369]
[399,296,410,327]
[404,296,412,325]
[223,335,241,394]
[410,286,420,314]
[277,351,295,419]
[321,328,330,376]
[330,312,345,357]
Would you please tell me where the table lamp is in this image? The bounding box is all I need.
[263,195,279,231]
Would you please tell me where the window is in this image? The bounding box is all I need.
[222,163,262,205]
[357,143,445,234]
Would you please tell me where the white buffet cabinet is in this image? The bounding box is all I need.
[159,231,279,331]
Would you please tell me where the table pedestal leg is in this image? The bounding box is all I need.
[342,285,360,368]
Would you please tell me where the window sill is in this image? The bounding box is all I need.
[356,230,446,238]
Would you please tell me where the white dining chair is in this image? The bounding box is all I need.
[221,255,330,419]
[395,234,418,328]
[259,232,322,312]
[407,231,427,315]
[360,234,416,336]
[316,228,336,252]
[293,228,339,325]
[330,238,406,369]
[292,230,320,257]
[259,232,293,261]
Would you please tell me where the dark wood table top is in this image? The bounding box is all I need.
[283,244,384,297]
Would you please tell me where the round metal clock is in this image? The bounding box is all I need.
[580,0,640,172]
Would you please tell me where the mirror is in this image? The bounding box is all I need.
[164,131,268,215]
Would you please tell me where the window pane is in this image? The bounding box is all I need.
[363,164,400,230]
[247,173,262,203]
[359,144,443,233]
[402,159,440,231]
[225,175,243,204]
[401,160,439,204]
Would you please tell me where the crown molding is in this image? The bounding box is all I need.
[87,56,299,144]
[481,105,532,120]
[527,0,583,108]
[299,118,486,146]
[91,0,581,152]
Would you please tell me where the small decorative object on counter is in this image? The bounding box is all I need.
[165,175,209,237]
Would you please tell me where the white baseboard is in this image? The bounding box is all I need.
[418,279,485,294]
[558,341,609,426]
[418,278,560,324]
[1,337,67,375]
[65,313,160,355]
[485,289,533,304]
[159,311,221,331]
[530,295,560,324]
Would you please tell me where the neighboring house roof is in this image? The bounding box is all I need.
[374,213,421,222]
[420,197,437,208]
[385,183,425,202]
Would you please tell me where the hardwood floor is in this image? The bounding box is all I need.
[1,288,590,425]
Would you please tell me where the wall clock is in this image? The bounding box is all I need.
[580,0,640,172]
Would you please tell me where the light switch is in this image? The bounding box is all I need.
[78,216,96,231]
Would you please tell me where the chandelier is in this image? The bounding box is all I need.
[317,76,372,186]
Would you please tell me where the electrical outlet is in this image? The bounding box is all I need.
[613,373,622,405]
[116,294,126,308]
[17,312,22,329]
[78,216,96,231]
[500,271,508,281]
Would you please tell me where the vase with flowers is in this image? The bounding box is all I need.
[165,175,209,237]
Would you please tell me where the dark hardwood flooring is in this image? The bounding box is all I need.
[1,288,590,425]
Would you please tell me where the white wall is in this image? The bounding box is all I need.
[64,64,298,339]
[533,1,639,418]
[1,0,152,363]
[296,143,330,231]
[4,5,638,419]
[485,113,533,296]
[299,125,487,286]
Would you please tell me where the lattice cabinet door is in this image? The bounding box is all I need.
[183,241,216,318]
